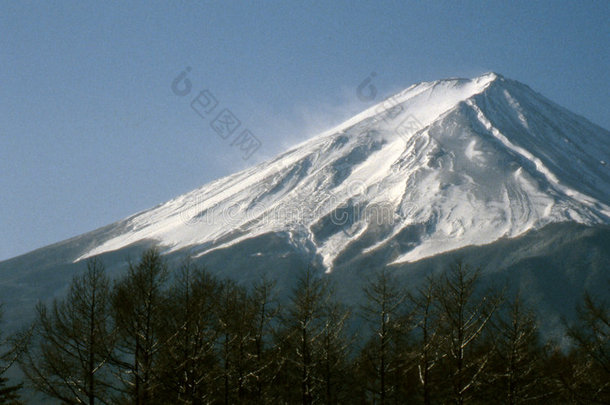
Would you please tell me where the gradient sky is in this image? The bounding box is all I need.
[1,0,608,261]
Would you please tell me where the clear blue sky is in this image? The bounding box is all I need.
[1,1,608,261]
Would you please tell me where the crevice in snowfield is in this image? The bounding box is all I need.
[465,99,610,221]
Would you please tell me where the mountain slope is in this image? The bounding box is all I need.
[75,73,610,268]
[1,72,608,333]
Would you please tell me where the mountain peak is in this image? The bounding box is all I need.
[478,71,502,80]
[422,71,503,88]
[73,73,609,269]
[1,73,608,342]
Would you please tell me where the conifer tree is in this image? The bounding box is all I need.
[319,298,351,405]
[407,275,442,405]
[564,289,610,403]
[435,261,501,405]
[359,269,408,405]
[156,260,221,404]
[485,293,551,404]
[216,280,255,404]
[0,304,24,405]
[111,248,169,404]
[20,258,115,404]
[249,276,281,404]
[275,267,348,405]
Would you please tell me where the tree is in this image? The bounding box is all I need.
[0,305,25,405]
[564,289,610,404]
[275,267,348,405]
[216,280,256,404]
[249,276,281,404]
[0,376,22,405]
[319,298,351,405]
[435,261,501,405]
[20,257,115,404]
[359,269,408,404]
[407,275,442,405]
[155,260,221,404]
[485,292,551,404]
[111,248,169,404]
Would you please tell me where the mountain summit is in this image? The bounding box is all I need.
[77,73,610,269]
[1,73,609,332]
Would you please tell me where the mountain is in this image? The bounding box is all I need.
[1,72,609,334]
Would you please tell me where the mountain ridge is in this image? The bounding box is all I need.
[1,72,608,333]
[65,72,609,269]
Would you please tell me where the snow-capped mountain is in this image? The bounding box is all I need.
[1,72,609,334]
[76,72,610,270]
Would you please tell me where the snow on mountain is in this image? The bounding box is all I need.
[76,73,610,271]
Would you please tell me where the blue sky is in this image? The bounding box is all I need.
[1,0,608,261]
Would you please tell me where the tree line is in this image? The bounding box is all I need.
[0,248,608,404]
